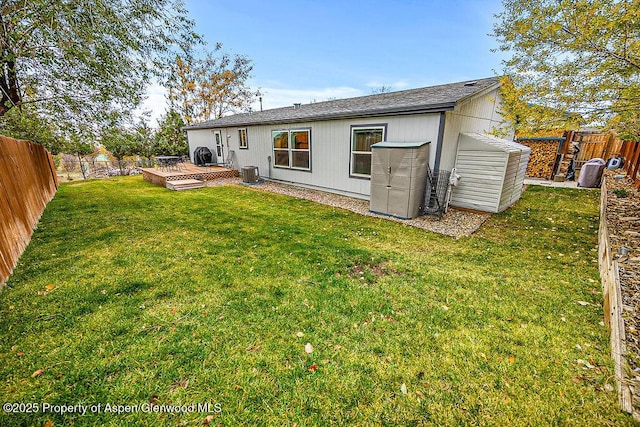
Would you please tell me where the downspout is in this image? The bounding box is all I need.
[224,127,230,166]
[433,111,446,172]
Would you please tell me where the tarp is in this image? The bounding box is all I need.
[577,158,605,188]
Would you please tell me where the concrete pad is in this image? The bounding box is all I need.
[524,178,586,189]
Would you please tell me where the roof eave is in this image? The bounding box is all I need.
[183,102,457,130]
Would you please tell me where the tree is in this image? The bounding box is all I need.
[494,76,583,137]
[609,83,640,141]
[131,118,157,167]
[60,153,78,181]
[371,85,393,95]
[493,0,640,139]
[167,44,259,125]
[101,127,136,176]
[0,104,64,152]
[64,131,95,179]
[154,109,188,156]
[0,0,199,133]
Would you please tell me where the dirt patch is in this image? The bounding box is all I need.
[603,169,640,412]
[348,262,401,279]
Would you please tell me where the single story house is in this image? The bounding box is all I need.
[184,76,515,208]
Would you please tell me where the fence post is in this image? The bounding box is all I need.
[603,133,614,160]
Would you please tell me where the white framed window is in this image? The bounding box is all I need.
[273,130,290,168]
[272,128,311,170]
[238,128,248,149]
[350,125,385,178]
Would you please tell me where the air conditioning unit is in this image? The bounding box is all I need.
[241,166,259,183]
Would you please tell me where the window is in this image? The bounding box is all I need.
[273,131,289,167]
[238,129,248,149]
[272,129,311,170]
[291,130,310,169]
[350,125,385,177]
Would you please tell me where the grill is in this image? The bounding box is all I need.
[193,146,214,166]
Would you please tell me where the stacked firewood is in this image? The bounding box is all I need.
[518,140,560,179]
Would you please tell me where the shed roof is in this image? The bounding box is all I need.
[458,132,532,154]
[185,77,500,130]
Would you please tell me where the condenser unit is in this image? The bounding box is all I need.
[241,166,259,183]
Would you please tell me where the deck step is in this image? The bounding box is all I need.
[166,179,205,191]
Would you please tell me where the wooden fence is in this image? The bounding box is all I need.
[570,132,640,186]
[517,131,640,185]
[619,140,640,187]
[574,132,622,170]
[0,135,58,286]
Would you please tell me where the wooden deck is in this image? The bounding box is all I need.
[141,163,239,188]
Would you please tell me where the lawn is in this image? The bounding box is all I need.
[0,177,633,426]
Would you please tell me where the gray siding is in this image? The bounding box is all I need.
[187,129,215,162]
[439,87,510,172]
[185,88,513,205]
[189,114,441,198]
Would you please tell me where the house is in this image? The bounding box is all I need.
[184,77,516,210]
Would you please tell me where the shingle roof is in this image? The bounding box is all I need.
[185,77,500,130]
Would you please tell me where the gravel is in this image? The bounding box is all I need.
[207,178,490,238]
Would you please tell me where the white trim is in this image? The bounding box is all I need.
[272,128,311,171]
[213,130,224,160]
[454,82,501,109]
[350,125,386,178]
[238,128,248,149]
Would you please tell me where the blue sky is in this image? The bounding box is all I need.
[142,0,509,122]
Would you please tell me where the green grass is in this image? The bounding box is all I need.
[0,177,632,426]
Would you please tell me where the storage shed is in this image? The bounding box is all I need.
[370,141,430,219]
[450,133,530,213]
